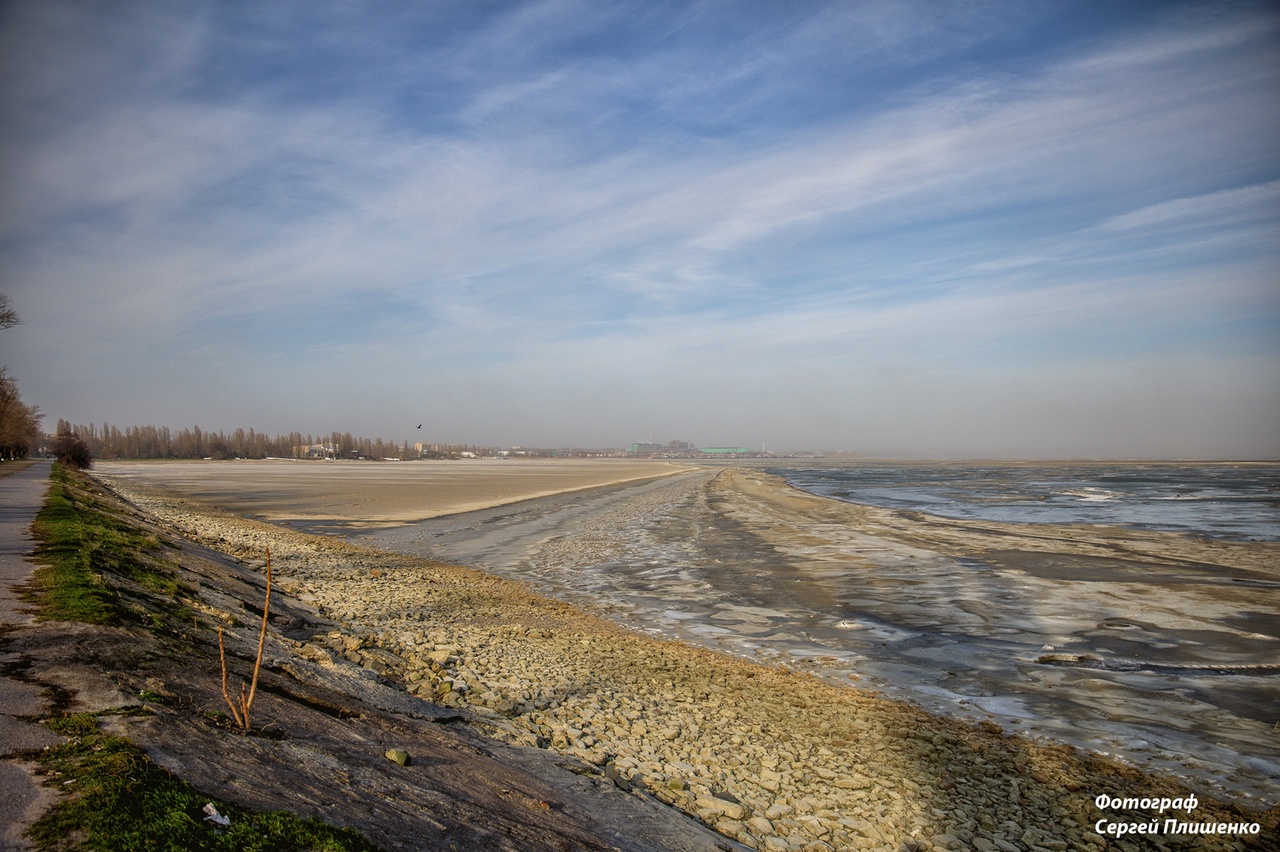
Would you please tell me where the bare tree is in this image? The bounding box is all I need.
[0,293,18,329]
[0,368,41,460]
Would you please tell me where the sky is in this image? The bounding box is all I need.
[1,0,1278,458]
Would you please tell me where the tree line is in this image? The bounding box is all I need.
[53,422,501,461]
[57,422,421,461]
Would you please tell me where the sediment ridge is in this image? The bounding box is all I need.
[97,469,1279,852]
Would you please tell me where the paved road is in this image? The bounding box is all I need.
[0,459,59,852]
[0,459,51,621]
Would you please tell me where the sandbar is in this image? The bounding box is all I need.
[95,458,693,528]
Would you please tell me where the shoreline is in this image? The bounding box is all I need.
[346,465,1280,805]
[709,471,1280,791]
[95,461,1280,802]
[94,469,1278,851]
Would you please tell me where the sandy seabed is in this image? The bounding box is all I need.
[92,460,1280,851]
[96,458,694,526]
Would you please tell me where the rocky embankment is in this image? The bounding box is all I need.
[104,478,1278,852]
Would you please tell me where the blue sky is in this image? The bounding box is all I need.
[1,0,1277,457]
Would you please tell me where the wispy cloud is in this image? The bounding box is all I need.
[1095,181,1280,234]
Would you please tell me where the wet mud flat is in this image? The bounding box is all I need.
[362,468,1280,807]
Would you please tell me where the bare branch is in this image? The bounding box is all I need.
[244,548,272,728]
[0,293,18,330]
[216,548,272,731]
[218,626,246,729]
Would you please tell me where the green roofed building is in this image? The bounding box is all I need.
[624,442,665,455]
[699,447,751,455]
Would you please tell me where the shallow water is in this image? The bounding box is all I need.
[773,461,1280,541]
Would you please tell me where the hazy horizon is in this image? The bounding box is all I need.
[3,1,1278,459]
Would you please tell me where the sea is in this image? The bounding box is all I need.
[769,461,1280,542]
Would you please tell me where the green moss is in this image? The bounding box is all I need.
[27,465,193,632]
[43,712,100,737]
[30,716,379,852]
[28,472,114,624]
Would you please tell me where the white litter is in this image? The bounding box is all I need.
[202,803,230,827]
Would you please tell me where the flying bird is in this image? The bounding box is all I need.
[417,424,422,429]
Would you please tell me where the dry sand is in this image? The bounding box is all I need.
[96,458,693,528]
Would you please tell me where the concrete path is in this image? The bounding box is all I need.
[0,459,51,622]
[0,459,59,852]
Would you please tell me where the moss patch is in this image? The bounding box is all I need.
[27,464,191,632]
[30,713,379,852]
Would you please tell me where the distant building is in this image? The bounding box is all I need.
[624,439,766,458]
[624,442,665,455]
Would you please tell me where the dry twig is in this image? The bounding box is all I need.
[218,548,272,730]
